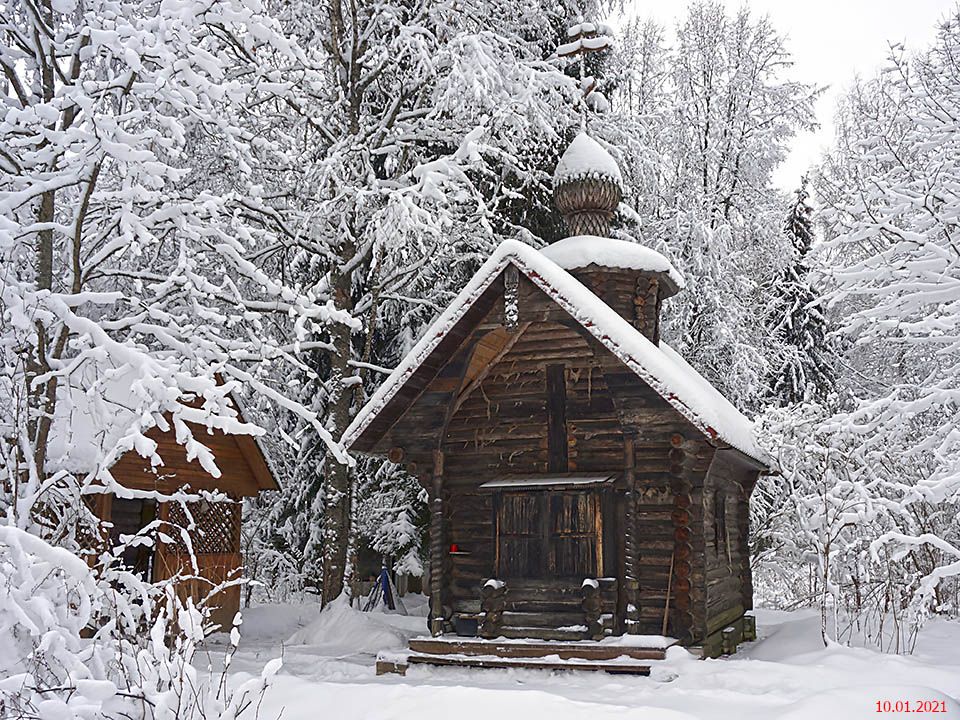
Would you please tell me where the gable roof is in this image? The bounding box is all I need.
[341,240,771,467]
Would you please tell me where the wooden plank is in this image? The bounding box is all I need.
[407,637,669,661]
[500,611,585,628]
[446,322,533,423]
[430,450,445,636]
[497,627,588,641]
[406,654,652,675]
[376,659,408,675]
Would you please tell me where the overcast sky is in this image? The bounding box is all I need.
[627,0,956,190]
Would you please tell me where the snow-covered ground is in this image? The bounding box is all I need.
[216,597,960,720]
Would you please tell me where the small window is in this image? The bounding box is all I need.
[713,488,727,550]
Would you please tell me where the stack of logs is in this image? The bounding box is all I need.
[632,275,660,344]
[480,580,506,638]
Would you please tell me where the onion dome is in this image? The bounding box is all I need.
[553,133,623,238]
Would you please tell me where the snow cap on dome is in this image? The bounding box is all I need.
[554,132,623,189]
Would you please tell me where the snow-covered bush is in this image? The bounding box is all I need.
[755,399,960,652]
[0,525,281,720]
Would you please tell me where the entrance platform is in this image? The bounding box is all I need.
[376,634,680,676]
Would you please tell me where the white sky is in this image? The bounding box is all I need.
[626,0,956,190]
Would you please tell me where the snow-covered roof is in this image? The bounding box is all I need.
[341,240,771,466]
[46,365,279,490]
[554,133,623,189]
[47,366,164,477]
[566,21,615,38]
[541,236,685,289]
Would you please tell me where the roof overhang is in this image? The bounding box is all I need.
[479,473,617,490]
[229,391,280,492]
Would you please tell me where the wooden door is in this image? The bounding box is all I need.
[549,492,602,577]
[108,497,157,577]
[496,490,602,579]
[497,492,543,577]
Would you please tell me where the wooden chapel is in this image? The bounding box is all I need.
[344,133,772,669]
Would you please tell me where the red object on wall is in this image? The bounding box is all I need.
[449,543,459,553]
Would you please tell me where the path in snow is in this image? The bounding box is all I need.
[213,597,960,720]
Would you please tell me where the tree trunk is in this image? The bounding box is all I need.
[320,253,355,606]
[28,20,58,480]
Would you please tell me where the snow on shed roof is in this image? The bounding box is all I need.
[341,240,770,466]
[554,133,623,188]
[541,235,685,289]
[47,367,149,477]
[46,364,279,490]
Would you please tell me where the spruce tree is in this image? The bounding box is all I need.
[768,179,835,405]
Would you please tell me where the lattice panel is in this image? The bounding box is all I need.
[165,500,240,554]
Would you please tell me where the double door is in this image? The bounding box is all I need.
[495,490,603,579]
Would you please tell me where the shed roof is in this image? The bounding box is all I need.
[342,240,771,467]
[47,366,279,492]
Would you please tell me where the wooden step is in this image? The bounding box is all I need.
[500,611,585,628]
[501,580,617,604]
[498,626,590,641]
[405,653,652,675]
[408,637,669,661]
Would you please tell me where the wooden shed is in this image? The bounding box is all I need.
[52,374,278,630]
[345,133,771,669]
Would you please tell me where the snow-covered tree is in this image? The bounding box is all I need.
[0,0,345,685]
[767,180,834,405]
[750,11,960,647]
[0,0,351,525]
[238,0,585,602]
[605,2,820,411]
[815,10,960,623]
[353,459,427,577]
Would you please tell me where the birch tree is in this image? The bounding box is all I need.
[609,2,820,411]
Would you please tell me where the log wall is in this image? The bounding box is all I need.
[702,451,759,636]
[437,275,715,638]
[570,267,661,343]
